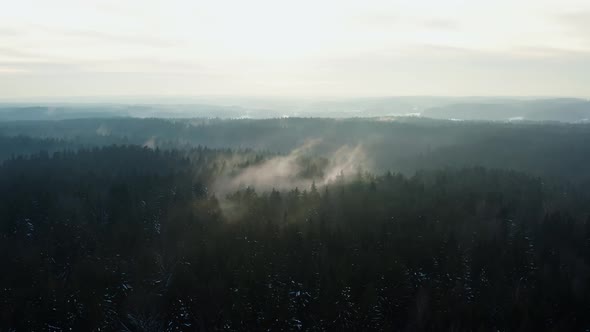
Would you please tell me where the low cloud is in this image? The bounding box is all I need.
[143,136,157,149]
[212,139,371,196]
[96,124,111,136]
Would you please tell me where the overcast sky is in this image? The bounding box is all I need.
[1,0,590,99]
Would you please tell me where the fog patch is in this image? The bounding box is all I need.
[322,144,369,183]
[212,139,371,196]
[143,136,157,149]
[508,116,524,121]
[96,124,111,136]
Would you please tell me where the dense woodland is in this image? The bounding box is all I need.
[1,117,590,331]
[3,117,590,181]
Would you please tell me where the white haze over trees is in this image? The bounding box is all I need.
[213,139,370,194]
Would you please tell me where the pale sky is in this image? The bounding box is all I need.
[1,0,590,98]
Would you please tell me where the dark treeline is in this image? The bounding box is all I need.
[2,117,590,182]
[2,145,590,331]
[0,135,81,161]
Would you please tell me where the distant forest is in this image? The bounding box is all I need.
[1,116,590,331]
[2,117,590,181]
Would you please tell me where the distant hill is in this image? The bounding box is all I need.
[1,97,590,122]
[422,98,590,122]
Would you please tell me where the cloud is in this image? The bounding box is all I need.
[354,12,398,28]
[0,47,42,59]
[212,139,321,194]
[212,139,371,196]
[0,27,20,36]
[556,11,590,46]
[55,28,179,48]
[509,46,590,59]
[19,24,180,49]
[2,1,590,97]
[421,18,459,30]
[0,57,213,75]
[0,60,81,73]
[96,124,111,136]
[143,136,157,149]
[80,58,209,74]
[211,140,371,221]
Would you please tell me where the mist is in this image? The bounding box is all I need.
[3,96,590,122]
[4,0,590,330]
[212,139,370,196]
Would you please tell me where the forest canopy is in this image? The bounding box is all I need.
[1,116,590,331]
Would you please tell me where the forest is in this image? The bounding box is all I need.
[1,116,590,331]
